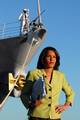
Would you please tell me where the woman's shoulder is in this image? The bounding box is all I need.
[26,69,43,80]
[27,68,43,77]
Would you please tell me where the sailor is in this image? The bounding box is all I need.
[19,8,30,35]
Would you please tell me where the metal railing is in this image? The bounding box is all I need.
[0,21,21,39]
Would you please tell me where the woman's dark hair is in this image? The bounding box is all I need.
[37,46,60,70]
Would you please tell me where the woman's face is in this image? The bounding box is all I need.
[44,50,57,68]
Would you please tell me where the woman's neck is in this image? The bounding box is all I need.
[43,68,54,81]
[44,68,53,74]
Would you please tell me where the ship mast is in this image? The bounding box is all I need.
[37,0,41,23]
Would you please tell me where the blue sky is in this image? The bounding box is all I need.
[0,0,80,119]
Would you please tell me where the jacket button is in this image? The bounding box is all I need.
[48,104,51,107]
[48,96,51,99]
[49,88,51,91]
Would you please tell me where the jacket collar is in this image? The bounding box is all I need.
[40,69,57,87]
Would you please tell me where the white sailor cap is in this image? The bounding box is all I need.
[23,9,29,13]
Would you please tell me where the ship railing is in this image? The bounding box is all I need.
[0,21,21,39]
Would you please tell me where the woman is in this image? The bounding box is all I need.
[20,46,75,120]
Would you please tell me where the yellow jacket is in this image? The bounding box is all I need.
[21,69,75,119]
